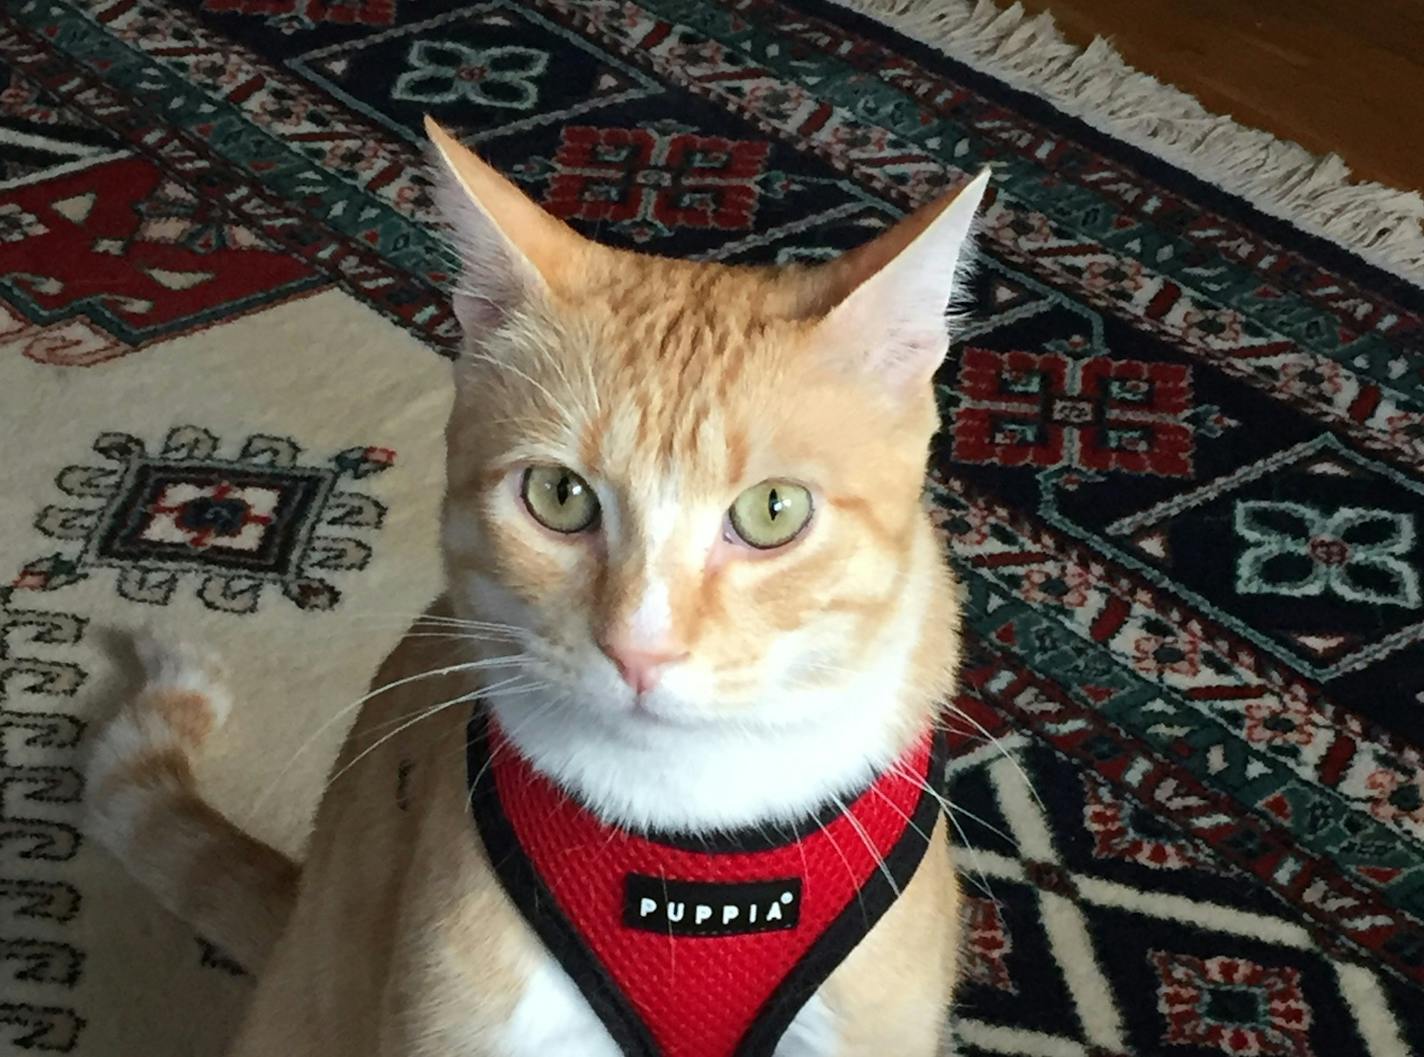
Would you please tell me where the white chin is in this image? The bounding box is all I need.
[582,685,720,731]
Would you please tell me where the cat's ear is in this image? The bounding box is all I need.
[425,116,589,338]
[809,170,990,388]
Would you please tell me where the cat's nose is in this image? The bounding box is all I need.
[599,638,689,695]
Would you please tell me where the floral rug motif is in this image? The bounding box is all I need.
[2,0,1422,1054]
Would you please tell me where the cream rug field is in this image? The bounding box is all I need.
[2,289,449,1052]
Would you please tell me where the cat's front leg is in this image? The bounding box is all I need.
[480,951,844,1057]
[496,957,624,1057]
[773,992,840,1057]
[499,963,841,1057]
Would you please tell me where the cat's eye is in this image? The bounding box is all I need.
[521,466,600,534]
[729,480,813,550]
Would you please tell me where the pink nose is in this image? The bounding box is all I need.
[600,639,689,695]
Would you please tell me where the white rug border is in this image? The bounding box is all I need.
[829,0,1424,286]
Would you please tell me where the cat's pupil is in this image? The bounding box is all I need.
[767,488,782,520]
[556,476,572,505]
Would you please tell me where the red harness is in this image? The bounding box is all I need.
[466,710,945,1057]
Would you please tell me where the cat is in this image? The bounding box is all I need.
[84,117,989,1057]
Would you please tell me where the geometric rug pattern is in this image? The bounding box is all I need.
[2,0,1421,1053]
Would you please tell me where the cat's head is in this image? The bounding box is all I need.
[428,119,987,740]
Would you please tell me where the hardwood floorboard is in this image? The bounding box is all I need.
[1009,0,1424,194]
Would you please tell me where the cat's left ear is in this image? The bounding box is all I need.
[424,116,592,340]
[810,170,990,388]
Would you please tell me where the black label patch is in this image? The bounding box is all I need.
[623,875,802,937]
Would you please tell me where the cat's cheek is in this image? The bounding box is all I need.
[451,570,541,643]
[502,548,592,618]
[693,544,824,680]
[439,508,487,565]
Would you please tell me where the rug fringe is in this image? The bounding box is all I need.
[829,0,1424,286]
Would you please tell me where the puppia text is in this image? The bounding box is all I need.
[623,875,803,937]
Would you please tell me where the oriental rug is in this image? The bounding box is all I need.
[1,1,1422,1054]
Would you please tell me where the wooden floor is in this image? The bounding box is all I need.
[1010,0,1424,195]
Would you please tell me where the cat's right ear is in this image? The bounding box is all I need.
[425,116,589,339]
[801,170,990,392]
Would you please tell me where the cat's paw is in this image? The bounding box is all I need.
[130,633,234,734]
[88,635,234,798]
[85,636,259,909]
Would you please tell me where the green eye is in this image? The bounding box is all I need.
[521,466,600,534]
[729,480,813,550]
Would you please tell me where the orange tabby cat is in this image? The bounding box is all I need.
[85,118,989,1056]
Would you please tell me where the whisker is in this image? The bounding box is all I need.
[887,762,1020,848]
[464,691,570,811]
[940,702,1043,810]
[880,771,1004,903]
[829,789,900,900]
[251,654,524,814]
[336,613,528,635]
[864,782,995,903]
[393,632,529,645]
[348,665,534,745]
[941,799,1002,905]
[814,813,873,924]
[325,675,548,792]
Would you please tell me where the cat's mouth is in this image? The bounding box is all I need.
[624,691,703,728]
[576,670,754,732]
[589,685,707,730]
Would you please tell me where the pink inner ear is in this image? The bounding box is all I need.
[452,291,509,337]
[426,117,591,303]
[810,190,970,315]
[808,171,988,388]
[433,172,553,341]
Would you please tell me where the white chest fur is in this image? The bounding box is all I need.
[496,955,838,1057]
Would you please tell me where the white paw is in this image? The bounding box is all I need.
[132,633,234,729]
